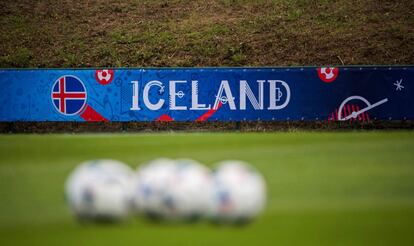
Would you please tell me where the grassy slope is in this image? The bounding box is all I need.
[0,0,413,67]
[0,132,414,245]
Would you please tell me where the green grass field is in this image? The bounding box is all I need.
[1,132,414,246]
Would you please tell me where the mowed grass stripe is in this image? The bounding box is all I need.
[0,131,413,245]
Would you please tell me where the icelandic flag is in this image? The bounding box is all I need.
[51,76,87,115]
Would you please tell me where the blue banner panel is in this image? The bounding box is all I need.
[0,67,412,122]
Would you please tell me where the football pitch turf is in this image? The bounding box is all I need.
[0,131,414,246]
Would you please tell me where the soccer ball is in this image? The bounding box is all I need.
[317,67,339,83]
[210,160,266,223]
[133,158,213,221]
[132,158,177,219]
[95,69,114,84]
[320,67,335,80]
[162,159,213,220]
[65,159,134,222]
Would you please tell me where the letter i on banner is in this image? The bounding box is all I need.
[131,81,140,110]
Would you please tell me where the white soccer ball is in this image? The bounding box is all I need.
[133,158,213,221]
[97,69,112,82]
[132,158,177,219]
[162,159,213,220]
[65,159,134,222]
[320,67,335,79]
[210,160,266,223]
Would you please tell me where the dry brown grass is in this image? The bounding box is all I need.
[0,0,413,67]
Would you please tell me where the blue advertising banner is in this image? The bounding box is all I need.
[0,67,412,122]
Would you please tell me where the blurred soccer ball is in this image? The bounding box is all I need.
[133,158,213,221]
[163,159,213,220]
[65,159,134,222]
[132,158,177,219]
[210,160,266,223]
